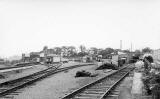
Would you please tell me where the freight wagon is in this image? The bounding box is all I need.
[45,55,69,64]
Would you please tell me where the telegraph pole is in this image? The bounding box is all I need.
[131,43,132,52]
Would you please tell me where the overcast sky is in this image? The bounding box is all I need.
[1,0,160,57]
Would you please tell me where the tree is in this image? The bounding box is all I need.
[98,48,115,58]
[61,46,68,57]
[105,47,114,54]
[144,55,153,63]
[97,48,103,54]
[99,49,107,56]
[43,46,48,51]
[142,47,152,53]
[78,45,87,57]
[54,47,62,55]
[123,49,130,53]
[43,46,48,56]
[78,52,88,57]
[68,46,77,57]
[79,45,86,53]
[90,47,98,54]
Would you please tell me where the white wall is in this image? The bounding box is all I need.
[153,49,160,61]
[111,55,118,66]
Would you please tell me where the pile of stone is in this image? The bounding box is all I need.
[0,74,5,79]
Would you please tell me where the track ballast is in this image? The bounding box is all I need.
[62,64,134,99]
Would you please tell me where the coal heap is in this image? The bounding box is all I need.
[96,63,118,70]
[75,70,98,77]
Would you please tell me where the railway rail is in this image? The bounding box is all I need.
[62,64,134,99]
[0,63,94,97]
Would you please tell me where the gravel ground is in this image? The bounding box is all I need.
[59,61,93,68]
[11,64,116,99]
[0,64,8,68]
[0,62,93,84]
[118,76,133,99]
[0,62,84,83]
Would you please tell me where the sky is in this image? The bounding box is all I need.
[0,0,160,57]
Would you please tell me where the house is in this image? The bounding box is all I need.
[111,51,130,66]
[152,49,160,61]
[82,55,93,63]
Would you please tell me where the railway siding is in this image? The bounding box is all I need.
[0,64,48,83]
[13,63,116,99]
[0,62,94,98]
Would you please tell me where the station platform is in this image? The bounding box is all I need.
[118,71,145,99]
[0,66,33,73]
[131,72,143,99]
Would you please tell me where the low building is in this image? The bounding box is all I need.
[30,52,40,62]
[97,55,102,62]
[82,55,93,63]
[111,51,130,66]
[39,53,45,62]
[152,49,160,61]
[45,54,61,64]
[0,58,5,64]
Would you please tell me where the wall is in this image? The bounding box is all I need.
[111,55,118,66]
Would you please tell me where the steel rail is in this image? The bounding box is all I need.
[0,63,94,97]
[0,64,60,96]
[99,71,130,99]
[62,65,133,99]
[0,64,59,86]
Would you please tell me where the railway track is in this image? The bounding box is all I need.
[0,63,94,98]
[62,64,134,99]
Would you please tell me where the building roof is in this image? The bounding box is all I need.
[24,53,30,57]
[111,51,127,55]
[47,54,59,57]
[118,51,127,55]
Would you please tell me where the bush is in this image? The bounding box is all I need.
[144,56,153,63]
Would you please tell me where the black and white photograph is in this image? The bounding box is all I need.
[0,0,160,99]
